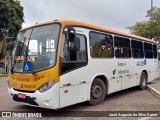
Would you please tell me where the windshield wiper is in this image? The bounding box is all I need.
[31,64,37,75]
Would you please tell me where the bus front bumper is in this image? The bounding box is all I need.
[8,83,60,110]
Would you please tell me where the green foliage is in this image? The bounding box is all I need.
[128,7,160,40]
[6,40,15,51]
[0,0,24,40]
[0,0,23,59]
[147,7,160,23]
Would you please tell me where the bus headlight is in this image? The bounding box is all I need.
[38,80,56,93]
[7,80,11,89]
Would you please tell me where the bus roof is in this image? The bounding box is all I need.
[21,19,156,43]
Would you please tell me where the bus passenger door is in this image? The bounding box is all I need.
[59,30,89,108]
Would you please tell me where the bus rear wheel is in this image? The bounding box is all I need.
[139,72,147,90]
[89,78,106,105]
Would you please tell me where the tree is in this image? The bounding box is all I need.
[0,0,24,58]
[0,0,24,40]
[0,0,24,60]
[127,7,160,41]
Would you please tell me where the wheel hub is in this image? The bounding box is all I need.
[91,85,102,99]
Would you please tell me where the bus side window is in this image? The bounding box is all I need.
[89,31,114,58]
[114,36,131,58]
[153,44,157,59]
[144,42,153,59]
[131,40,144,58]
[115,48,121,57]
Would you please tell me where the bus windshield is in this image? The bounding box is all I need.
[11,24,60,73]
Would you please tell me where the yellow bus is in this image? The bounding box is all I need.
[7,19,158,109]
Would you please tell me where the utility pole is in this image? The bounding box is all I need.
[4,39,6,76]
[151,0,153,11]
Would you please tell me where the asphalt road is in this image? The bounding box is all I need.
[0,77,160,120]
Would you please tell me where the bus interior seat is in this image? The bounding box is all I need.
[122,47,130,57]
[101,49,111,57]
[91,42,100,57]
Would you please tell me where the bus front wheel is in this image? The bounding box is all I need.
[139,72,147,90]
[89,78,106,105]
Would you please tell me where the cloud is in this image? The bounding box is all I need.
[20,0,160,32]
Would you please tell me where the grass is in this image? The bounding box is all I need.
[154,77,160,82]
[0,74,7,78]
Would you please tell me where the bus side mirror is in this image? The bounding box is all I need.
[64,26,76,41]
[64,26,80,50]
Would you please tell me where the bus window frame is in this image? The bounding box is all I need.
[60,31,88,75]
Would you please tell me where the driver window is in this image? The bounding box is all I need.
[61,33,87,62]
[60,33,87,74]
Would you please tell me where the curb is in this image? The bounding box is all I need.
[147,85,160,99]
[0,77,7,80]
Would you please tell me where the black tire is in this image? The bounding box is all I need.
[139,72,147,90]
[89,78,106,105]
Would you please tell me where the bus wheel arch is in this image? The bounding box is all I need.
[89,75,108,105]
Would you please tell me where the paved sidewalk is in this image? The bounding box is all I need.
[147,81,160,99]
[149,82,160,91]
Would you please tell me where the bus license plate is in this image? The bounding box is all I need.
[18,93,26,99]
